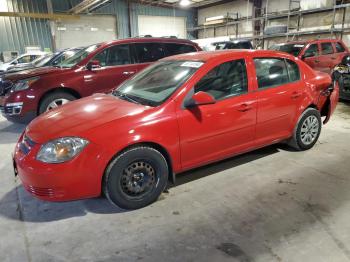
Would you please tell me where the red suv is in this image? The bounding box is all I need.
[269,39,349,75]
[14,50,338,209]
[0,37,201,123]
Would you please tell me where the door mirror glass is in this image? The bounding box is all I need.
[87,60,101,70]
[185,91,216,107]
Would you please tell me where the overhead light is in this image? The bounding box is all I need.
[179,0,191,6]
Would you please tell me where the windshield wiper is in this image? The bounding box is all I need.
[113,90,141,105]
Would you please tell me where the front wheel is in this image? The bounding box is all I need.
[289,108,322,151]
[39,92,76,115]
[103,146,169,209]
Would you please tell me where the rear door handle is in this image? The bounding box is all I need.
[331,57,337,60]
[237,103,253,112]
[122,71,135,75]
[314,60,320,63]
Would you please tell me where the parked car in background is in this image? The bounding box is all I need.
[0,38,201,123]
[269,39,349,75]
[0,51,47,73]
[3,48,83,75]
[202,39,253,51]
[14,50,338,209]
[333,55,350,100]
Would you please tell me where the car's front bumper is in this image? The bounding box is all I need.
[0,91,37,123]
[14,133,107,201]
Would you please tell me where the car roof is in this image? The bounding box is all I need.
[161,49,291,62]
[100,37,198,47]
[276,39,342,46]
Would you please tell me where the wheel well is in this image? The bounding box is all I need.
[102,142,175,191]
[37,87,81,114]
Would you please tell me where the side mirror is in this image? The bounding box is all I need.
[185,91,216,107]
[301,55,306,60]
[12,60,18,65]
[87,60,101,70]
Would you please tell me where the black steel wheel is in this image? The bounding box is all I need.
[104,146,169,209]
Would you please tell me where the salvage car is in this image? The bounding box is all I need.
[333,55,350,100]
[14,50,339,209]
[0,51,46,73]
[269,39,349,75]
[0,37,200,123]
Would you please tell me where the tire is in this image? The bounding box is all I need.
[103,146,169,209]
[289,108,322,151]
[39,92,76,115]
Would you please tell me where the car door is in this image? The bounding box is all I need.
[177,58,257,170]
[253,57,303,146]
[301,43,321,71]
[83,44,140,94]
[319,42,336,74]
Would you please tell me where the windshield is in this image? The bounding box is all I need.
[114,60,203,106]
[269,43,305,56]
[58,45,100,68]
[34,54,53,66]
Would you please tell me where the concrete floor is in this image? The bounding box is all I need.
[1,102,350,262]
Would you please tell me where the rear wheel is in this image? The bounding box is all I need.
[39,92,76,114]
[289,108,322,151]
[103,146,169,209]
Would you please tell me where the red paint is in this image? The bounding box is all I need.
[1,38,201,122]
[14,50,338,202]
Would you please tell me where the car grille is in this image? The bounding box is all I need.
[19,135,36,155]
[0,79,13,96]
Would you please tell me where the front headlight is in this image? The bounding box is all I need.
[36,137,89,163]
[12,76,40,92]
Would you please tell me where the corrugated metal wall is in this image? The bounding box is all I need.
[0,0,52,53]
[0,0,196,54]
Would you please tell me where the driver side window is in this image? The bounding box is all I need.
[194,59,248,100]
[92,44,132,67]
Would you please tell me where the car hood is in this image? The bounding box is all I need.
[26,94,148,144]
[4,66,69,81]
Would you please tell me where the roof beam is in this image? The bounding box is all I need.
[68,0,102,14]
[0,11,80,20]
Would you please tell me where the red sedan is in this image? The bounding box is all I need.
[14,50,339,209]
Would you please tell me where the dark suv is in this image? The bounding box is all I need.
[0,37,201,123]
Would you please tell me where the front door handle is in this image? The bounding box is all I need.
[122,71,135,75]
[237,103,253,112]
[291,91,302,99]
[314,60,320,63]
[331,57,337,60]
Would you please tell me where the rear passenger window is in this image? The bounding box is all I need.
[335,42,346,53]
[194,59,247,100]
[286,60,300,82]
[254,58,289,89]
[321,43,334,55]
[304,44,318,58]
[134,43,165,63]
[164,43,197,56]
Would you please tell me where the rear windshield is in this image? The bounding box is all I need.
[269,43,305,57]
